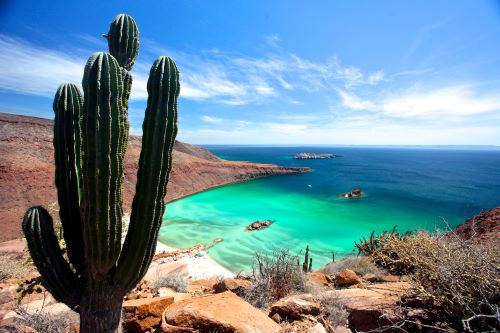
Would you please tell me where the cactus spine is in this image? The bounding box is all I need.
[22,14,179,333]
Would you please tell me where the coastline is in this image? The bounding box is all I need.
[147,240,235,281]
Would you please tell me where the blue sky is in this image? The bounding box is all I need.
[1,0,500,145]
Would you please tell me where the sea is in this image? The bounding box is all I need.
[158,146,500,273]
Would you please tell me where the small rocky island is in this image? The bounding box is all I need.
[246,220,274,231]
[294,152,339,159]
[341,187,364,198]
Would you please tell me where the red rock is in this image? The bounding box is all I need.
[308,272,332,286]
[186,278,219,294]
[454,207,500,244]
[122,296,174,333]
[213,278,253,294]
[158,291,281,333]
[335,270,361,286]
[327,282,412,332]
[270,294,321,320]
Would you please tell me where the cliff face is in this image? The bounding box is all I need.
[0,113,309,242]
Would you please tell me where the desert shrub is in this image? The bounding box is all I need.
[0,254,29,282]
[243,249,309,308]
[150,272,188,293]
[15,304,78,333]
[321,255,386,277]
[315,291,349,330]
[359,230,499,323]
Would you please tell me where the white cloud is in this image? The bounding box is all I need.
[336,89,375,110]
[379,85,500,118]
[201,115,224,123]
[0,34,387,107]
[337,84,500,121]
[0,35,85,97]
[180,120,500,145]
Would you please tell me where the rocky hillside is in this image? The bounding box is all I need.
[454,206,500,243]
[0,112,309,242]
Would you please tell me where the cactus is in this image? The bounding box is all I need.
[302,245,313,273]
[22,14,179,333]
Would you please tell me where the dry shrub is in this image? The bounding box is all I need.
[150,272,188,293]
[315,291,349,330]
[243,249,309,308]
[364,230,499,322]
[14,304,78,333]
[321,255,386,277]
[0,254,29,282]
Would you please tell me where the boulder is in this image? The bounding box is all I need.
[123,296,174,333]
[158,291,281,333]
[327,282,412,332]
[213,278,253,294]
[308,272,332,286]
[269,294,320,320]
[335,270,361,286]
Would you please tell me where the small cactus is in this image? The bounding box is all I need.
[22,14,179,333]
[302,245,313,273]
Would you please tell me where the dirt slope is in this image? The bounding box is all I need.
[0,113,309,242]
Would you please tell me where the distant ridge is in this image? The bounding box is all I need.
[0,112,309,241]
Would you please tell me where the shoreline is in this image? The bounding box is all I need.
[165,166,311,204]
[147,240,235,281]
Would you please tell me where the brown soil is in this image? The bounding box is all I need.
[0,112,310,242]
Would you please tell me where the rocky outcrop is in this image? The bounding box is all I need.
[294,153,338,159]
[122,297,174,333]
[158,291,281,333]
[245,220,273,231]
[327,282,412,332]
[453,207,499,244]
[0,112,309,242]
[269,294,321,320]
[213,278,253,294]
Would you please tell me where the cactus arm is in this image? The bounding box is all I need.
[107,14,139,71]
[81,52,125,278]
[53,83,85,273]
[22,207,81,309]
[115,56,179,290]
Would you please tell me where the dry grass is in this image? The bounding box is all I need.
[243,249,310,308]
[150,271,188,293]
[357,229,499,324]
[315,291,349,330]
[0,254,30,282]
[321,255,386,277]
[14,302,78,333]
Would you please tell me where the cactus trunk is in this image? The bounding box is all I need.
[22,14,180,332]
[80,288,124,333]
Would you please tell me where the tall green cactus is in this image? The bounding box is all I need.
[22,14,179,333]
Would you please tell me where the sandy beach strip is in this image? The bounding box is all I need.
[145,241,235,281]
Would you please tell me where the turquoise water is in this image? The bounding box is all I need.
[159,146,500,273]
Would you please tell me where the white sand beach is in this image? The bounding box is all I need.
[145,241,235,282]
